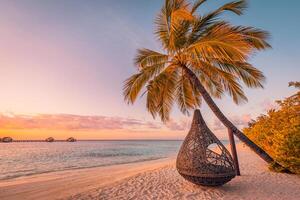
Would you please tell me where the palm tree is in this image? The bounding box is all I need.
[123,0,274,164]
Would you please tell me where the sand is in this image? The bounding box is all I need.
[0,144,299,200]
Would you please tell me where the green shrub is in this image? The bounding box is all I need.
[243,82,300,174]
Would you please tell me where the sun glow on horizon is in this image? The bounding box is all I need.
[0,112,191,140]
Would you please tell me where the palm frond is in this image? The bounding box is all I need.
[235,26,271,50]
[216,61,265,88]
[194,59,248,104]
[188,0,247,45]
[169,7,194,50]
[225,79,247,104]
[188,22,253,62]
[217,0,247,15]
[146,64,179,122]
[123,63,166,104]
[135,49,168,68]
[155,0,194,52]
[155,11,170,50]
[189,59,225,98]
[176,71,201,114]
[189,58,249,104]
[196,59,248,104]
[191,0,207,14]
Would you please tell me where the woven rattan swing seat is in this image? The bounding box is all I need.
[176,109,236,186]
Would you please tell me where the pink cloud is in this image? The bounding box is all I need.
[260,98,278,112]
[166,118,190,131]
[0,113,163,131]
[212,114,252,131]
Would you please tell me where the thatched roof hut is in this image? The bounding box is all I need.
[2,137,13,143]
[45,137,55,142]
[66,137,76,142]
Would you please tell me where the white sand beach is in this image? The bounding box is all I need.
[0,144,299,200]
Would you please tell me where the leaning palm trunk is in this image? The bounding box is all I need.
[182,65,274,163]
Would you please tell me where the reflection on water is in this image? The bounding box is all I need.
[0,140,182,180]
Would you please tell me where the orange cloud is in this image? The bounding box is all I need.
[0,113,192,140]
[166,117,190,131]
[0,113,161,131]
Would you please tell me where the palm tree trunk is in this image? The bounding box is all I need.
[182,65,274,163]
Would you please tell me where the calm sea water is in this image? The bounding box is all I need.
[0,140,182,180]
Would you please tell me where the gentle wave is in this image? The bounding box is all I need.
[0,140,182,180]
[84,152,144,158]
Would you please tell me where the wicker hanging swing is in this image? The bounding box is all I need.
[176,109,236,186]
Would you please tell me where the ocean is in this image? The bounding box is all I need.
[0,140,230,180]
[0,140,182,180]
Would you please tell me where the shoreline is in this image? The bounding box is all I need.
[1,144,299,200]
[0,156,171,181]
[0,156,175,200]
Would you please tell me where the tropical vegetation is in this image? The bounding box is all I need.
[244,82,300,174]
[123,0,275,164]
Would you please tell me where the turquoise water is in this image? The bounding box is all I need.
[0,140,182,180]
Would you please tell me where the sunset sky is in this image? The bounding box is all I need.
[0,0,299,140]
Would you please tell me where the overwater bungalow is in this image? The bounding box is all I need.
[2,137,13,143]
[66,137,76,142]
[45,137,55,142]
